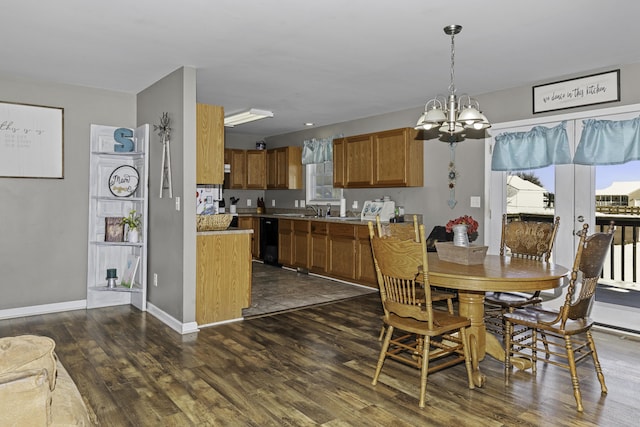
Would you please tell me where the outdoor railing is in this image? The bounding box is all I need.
[508,212,639,286]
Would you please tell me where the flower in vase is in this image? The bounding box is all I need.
[446,215,479,242]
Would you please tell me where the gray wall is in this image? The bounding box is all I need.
[0,73,135,310]
[229,63,640,239]
[137,67,197,324]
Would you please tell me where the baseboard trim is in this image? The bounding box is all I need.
[0,300,87,320]
[146,302,199,335]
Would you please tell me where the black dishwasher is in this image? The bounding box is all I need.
[260,217,280,266]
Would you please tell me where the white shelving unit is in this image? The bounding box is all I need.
[87,124,149,310]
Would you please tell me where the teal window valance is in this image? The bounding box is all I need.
[574,117,640,165]
[491,122,571,171]
[301,136,338,165]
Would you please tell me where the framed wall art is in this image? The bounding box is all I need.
[533,69,620,114]
[0,101,64,178]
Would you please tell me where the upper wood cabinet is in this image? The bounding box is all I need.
[196,104,224,184]
[225,149,246,189]
[246,149,267,189]
[224,149,267,189]
[333,127,423,188]
[266,146,303,189]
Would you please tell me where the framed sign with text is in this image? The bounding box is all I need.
[0,101,64,178]
[532,69,620,114]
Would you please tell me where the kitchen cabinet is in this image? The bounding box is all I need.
[333,127,423,188]
[196,103,224,184]
[87,124,149,310]
[309,221,328,274]
[224,148,267,189]
[267,146,303,189]
[292,220,310,268]
[225,149,246,189]
[196,232,252,325]
[355,225,377,286]
[278,219,293,266]
[327,223,357,281]
[342,133,374,187]
[246,149,267,189]
[238,216,261,259]
[333,139,346,187]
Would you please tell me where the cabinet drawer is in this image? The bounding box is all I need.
[328,222,356,238]
[355,224,372,240]
[311,222,328,235]
[293,220,310,233]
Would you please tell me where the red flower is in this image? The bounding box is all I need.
[445,215,479,234]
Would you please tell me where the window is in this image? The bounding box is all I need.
[306,162,342,204]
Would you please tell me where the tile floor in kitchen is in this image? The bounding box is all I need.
[242,261,378,318]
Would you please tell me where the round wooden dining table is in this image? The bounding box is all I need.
[427,253,570,386]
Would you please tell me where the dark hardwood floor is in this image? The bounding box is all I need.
[2,293,639,426]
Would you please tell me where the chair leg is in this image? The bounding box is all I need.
[586,330,608,394]
[372,325,393,386]
[378,324,385,341]
[504,320,512,385]
[564,335,584,412]
[446,298,454,314]
[460,327,475,390]
[419,335,431,408]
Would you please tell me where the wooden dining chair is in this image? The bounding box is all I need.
[374,215,456,340]
[484,214,560,337]
[504,222,615,412]
[368,222,475,408]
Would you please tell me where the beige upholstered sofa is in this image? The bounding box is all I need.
[0,335,93,426]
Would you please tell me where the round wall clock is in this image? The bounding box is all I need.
[108,165,139,197]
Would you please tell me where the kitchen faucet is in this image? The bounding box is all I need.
[306,205,321,217]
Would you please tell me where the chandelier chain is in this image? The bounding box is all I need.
[449,31,456,95]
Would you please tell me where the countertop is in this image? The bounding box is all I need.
[236,211,419,225]
[197,228,253,236]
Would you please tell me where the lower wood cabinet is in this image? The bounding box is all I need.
[356,225,377,286]
[196,232,252,325]
[292,220,310,268]
[310,222,328,274]
[238,216,260,259]
[264,216,377,288]
[327,223,357,281]
[278,219,293,266]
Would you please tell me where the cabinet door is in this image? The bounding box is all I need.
[333,138,346,188]
[266,149,278,188]
[275,147,288,188]
[238,217,260,259]
[328,223,357,280]
[292,220,310,268]
[228,149,246,189]
[372,128,409,187]
[310,222,328,273]
[196,104,224,184]
[355,226,377,287]
[345,134,373,187]
[278,219,293,266]
[246,150,266,189]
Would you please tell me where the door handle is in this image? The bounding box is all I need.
[576,215,585,222]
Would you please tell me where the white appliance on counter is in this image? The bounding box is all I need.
[361,200,396,222]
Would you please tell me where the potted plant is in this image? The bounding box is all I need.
[121,210,142,243]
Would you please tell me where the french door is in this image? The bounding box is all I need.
[486,104,640,332]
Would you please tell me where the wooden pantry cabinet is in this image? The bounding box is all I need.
[196,103,224,184]
[333,127,423,188]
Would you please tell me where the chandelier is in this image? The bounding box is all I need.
[415,25,491,135]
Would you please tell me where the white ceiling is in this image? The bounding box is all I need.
[4,1,640,137]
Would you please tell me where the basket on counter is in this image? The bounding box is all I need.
[197,214,233,231]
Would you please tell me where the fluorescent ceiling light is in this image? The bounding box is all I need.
[224,109,274,127]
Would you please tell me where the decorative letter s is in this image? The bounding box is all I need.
[114,128,134,152]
